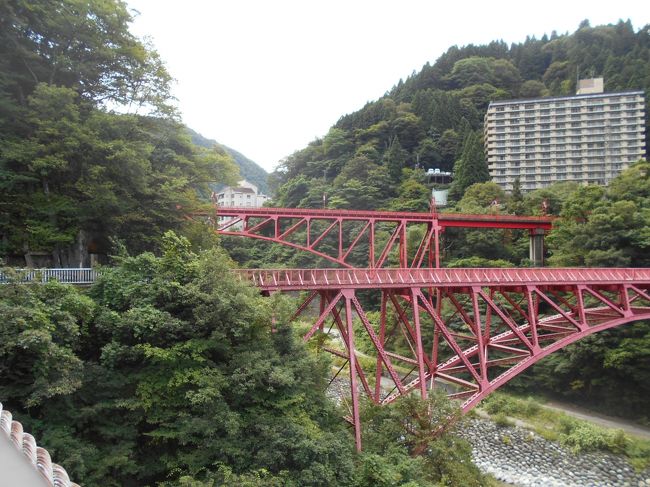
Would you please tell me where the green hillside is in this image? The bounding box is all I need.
[250,20,650,423]
[187,128,270,194]
[271,19,649,211]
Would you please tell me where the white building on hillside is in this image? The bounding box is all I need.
[215,180,270,208]
[484,78,646,191]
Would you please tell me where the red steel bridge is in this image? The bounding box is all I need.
[189,206,650,451]
[193,205,553,267]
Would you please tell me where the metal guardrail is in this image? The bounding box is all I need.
[0,268,99,285]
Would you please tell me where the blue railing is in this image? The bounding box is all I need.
[0,268,99,285]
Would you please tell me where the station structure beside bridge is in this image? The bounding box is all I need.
[188,205,650,451]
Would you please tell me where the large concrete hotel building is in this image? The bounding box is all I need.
[484,78,646,191]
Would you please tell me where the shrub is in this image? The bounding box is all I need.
[558,419,630,454]
[493,413,511,427]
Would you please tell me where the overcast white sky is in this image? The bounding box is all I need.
[127,0,648,172]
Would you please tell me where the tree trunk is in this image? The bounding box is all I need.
[52,244,62,268]
[22,242,34,268]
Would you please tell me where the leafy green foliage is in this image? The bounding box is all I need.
[0,277,92,407]
[479,392,650,468]
[0,0,172,111]
[547,162,650,267]
[448,132,489,202]
[2,235,356,485]
[0,0,240,264]
[558,419,627,454]
[357,394,495,486]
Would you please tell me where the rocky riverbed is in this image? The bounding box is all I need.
[326,377,650,486]
[458,418,650,487]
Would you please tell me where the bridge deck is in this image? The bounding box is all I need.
[237,267,650,291]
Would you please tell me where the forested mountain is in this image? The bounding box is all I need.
[249,20,650,423]
[187,128,270,194]
[0,0,239,267]
[271,19,649,212]
[1,4,649,484]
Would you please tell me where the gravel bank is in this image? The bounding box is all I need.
[459,418,650,487]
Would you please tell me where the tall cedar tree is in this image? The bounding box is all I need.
[385,136,408,182]
[448,131,490,201]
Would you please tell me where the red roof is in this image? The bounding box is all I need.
[1,402,79,487]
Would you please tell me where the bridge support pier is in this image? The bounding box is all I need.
[341,290,362,452]
[529,228,545,266]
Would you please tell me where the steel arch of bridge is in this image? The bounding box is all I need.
[192,206,553,268]
[235,267,650,451]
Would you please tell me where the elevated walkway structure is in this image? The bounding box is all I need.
[7,206,644,453]
[0,268,98,285]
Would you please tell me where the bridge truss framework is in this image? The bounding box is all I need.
[239,267,650,450]
[191,206,650,451]
[195,206,553,268]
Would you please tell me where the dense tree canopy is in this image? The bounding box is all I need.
[1,235,495,485]
[0,0,240,265]
[1,234,352,485]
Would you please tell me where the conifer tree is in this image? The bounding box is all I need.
[385,136,408,182]
[448,131,490,201]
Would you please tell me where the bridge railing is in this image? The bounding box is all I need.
[0,268,99,285]
[235,267,650,290]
